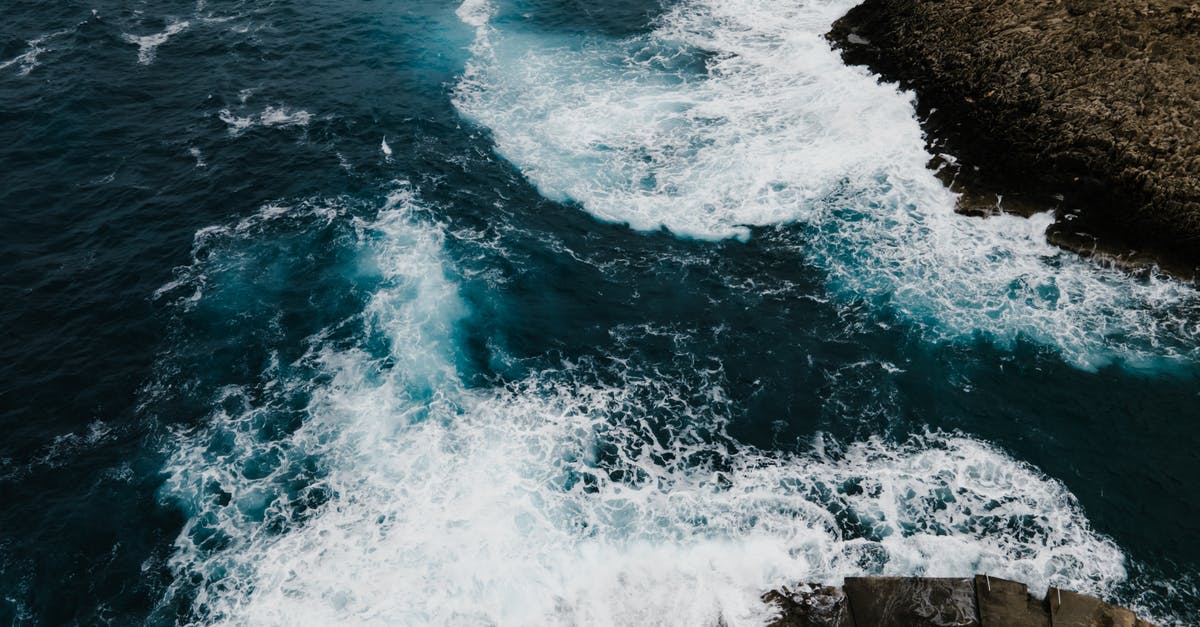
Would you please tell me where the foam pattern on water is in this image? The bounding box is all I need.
[453,0,1200,370]
[156,190,1126,626]
[0,29,71,76]
[122,19,190,65]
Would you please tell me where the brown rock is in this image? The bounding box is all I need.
[843,577,980,626]
[763,584,856,627]
[975,575,1051,626]
[1047,587,1139,627]
[828,0,1200,273]
[761,577,1156,626]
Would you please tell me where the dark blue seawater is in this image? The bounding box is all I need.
[2,0,1198,624]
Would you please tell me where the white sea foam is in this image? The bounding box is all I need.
[189,147,207,168]
[456,0,496,29]
[259,105,313,127]
[0,420,115,482]
[156,190,1126,626]
[123,19,190,65]
[150,198,341,307]
[218,105,313,136]
[452,0,1200,369]
[1,30,70,76]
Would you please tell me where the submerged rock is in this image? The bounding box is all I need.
[828,0,1200,274]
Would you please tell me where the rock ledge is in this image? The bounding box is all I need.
[829,0,1200,275]
[764,575,1156,626]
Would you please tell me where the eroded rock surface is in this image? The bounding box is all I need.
[764,576,1157,626]
[843,577,980,627]
[829,0,1200,271]
[975,575,1050,627]
[763,584,856,626]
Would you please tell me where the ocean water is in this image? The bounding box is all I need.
[1,0,1198,625]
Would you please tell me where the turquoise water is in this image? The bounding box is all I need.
[1,0,1198,624]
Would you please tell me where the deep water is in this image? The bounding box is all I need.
[1,0,1198,625]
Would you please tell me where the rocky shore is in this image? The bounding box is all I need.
[828,0,1200,275]
[764,575,1156,626]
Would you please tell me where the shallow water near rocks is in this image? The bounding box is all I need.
[1,0,1198,625]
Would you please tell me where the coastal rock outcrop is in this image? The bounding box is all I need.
[829,0,1200,272]
[763,576,1157,626]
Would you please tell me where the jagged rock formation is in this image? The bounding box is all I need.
[828,0,1200,273]
[763,576,1156,626]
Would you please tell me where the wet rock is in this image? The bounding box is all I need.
[762,576,1157,626]
[843,577,980,626]
[828,0,1200,274]
[1048,587,1139,627]
[974,575,1050,626]
[763,584,856,626]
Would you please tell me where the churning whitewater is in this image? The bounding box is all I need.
[155,189,1125,625]
[139,0,1200,625]
[454,0,1200,371]
[8,0,1198,624]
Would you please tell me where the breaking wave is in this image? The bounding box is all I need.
[152,188,1127,625]
[452,0,1200,370]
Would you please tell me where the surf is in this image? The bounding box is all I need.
[452,0,1200,371]
[152,187,1127,625]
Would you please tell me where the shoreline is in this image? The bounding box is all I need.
[764,575,1156,626]
[827,0,1200,280]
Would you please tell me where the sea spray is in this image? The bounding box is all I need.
[453,0,1200,370]
[154,189,1126,625]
